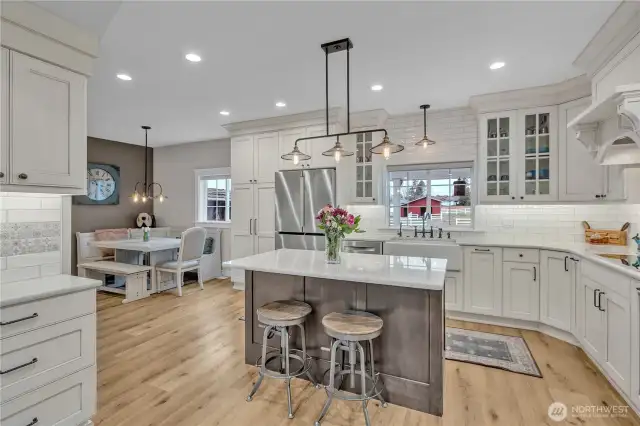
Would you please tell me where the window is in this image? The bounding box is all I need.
[387,163,473,228]
[195,168,231,225]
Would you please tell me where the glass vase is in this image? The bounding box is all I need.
[325,231,342,264]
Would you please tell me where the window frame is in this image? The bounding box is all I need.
[384,162,475,229]
[194,167,232,228]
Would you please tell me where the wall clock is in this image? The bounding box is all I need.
[73,163,120,205]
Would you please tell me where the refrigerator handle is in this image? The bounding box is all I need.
[300,171,305,233]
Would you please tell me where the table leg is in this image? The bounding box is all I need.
[150,249,177,293]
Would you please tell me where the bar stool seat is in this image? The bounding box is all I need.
[258,300,312,326]
[322,311,383,341]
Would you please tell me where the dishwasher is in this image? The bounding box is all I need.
[342,240,383,255]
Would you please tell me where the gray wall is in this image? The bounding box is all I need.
[153,138,231,262]
[71,137,153,274]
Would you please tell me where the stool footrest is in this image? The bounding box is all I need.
[255,349,313,380]
[320,368,384,402]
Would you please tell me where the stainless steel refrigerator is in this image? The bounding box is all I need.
[275,168,336,250]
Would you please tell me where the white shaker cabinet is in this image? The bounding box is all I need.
[253,183,275,254]
[601,288,632,395]
[5,51,86,189]
[444,271,463,311]
[230,184,255,260]
[463,246,503,316]
[230,135,255,185]
[231,132,279,184]
[579,274,607,361]
[1,48,9,184]
[540,251,575,332]
[478,112,517,202]
[502,261,539,321]
[631,282,640,411]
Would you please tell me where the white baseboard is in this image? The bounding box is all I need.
[446,310,579,346]
[232,281,245,291]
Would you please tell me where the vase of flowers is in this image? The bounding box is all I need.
[316,204,361,264]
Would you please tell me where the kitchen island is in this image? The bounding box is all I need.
[224,248,447,416]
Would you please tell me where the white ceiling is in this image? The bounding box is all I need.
[35,1,619,147]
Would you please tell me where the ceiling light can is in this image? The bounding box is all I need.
[186,53,202,62]
[117,74,132,81]
[489,61,505,70]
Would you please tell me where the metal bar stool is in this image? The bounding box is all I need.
[246,300,318,419]
[315,310,387,426]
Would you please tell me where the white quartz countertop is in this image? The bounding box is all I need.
[0,274,101,307]
[90,237,180,252]
[224,249,447,290]
[456,236,640,280]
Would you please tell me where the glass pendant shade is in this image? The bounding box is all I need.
[416,135,436,148]
[281,143,311,165]
[130,126,168,203]
[370,135,404,160]
[322,138,354,163]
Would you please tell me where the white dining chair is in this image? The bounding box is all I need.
[155,227,207,296]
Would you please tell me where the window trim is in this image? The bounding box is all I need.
[194,167,232,227]
[384,162,475,229]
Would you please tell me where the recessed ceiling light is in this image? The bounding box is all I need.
[220,110,230,116]
[489,61,505,70]
[117,74,132,81]
[371,84,383,91]
[185,53,201,62]
[276,101,286,108]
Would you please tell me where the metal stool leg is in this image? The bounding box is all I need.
[369,339,387,408]
[315,339,340,426]
[284,329,294,419]
[298,323,319,388]
[247,324,272,402]
[357,343,371,426]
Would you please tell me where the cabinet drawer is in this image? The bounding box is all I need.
[1,314,95,403]
[504,248,539,263]
[0,290,95,339]
[582,260,631,297]
[0,366,96,426]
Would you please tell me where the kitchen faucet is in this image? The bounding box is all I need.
[429,226,434,238]
[397,222,403,237]
[438,228,443,239]
[414,225,418,238]
[421,215,427,238]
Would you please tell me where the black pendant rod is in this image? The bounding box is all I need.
[325,49,329,136]
[346,43,350,133]
[423,107,427,137]
[142,125,151,196]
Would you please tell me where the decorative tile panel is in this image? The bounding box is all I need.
[0,222,61,257]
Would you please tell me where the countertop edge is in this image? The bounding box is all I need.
[1,275,102,308]
[457,240,640,280]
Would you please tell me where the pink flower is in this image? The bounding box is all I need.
[347,214,355,225]
[322,205,332,213]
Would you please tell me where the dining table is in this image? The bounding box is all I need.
[90,237,181,294]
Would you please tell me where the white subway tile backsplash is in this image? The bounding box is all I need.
[41,197,61,209]
[6,251,61,269]
[7,209,60,223]
[0,197,42,210]
[40,262,61,277]
[0,257,5,270]
[1,265,40,283]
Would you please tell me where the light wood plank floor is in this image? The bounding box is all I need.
[94,279,640,426]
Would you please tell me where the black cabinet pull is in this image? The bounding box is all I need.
[0,357,38,374]
[595,194,601,198]
[520,196,524,200]
[0,171,4,178]
[602,194,607,198]
[533,266,536,281]
[519,253,523,258]
[474,248,491,252]
[0,313,38,326]
[594,289,600,308]
[26,418,38,426]
[511,196,515,200]
[598,292,605,312]
[564,256,569,272]
[18,173,28,179]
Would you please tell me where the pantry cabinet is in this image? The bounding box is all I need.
[231,132,279,185]
[540,251,575,332]
[463,246,502,316]
[502,261,539,321]
[230,182,275,261]
[1,50,87,192]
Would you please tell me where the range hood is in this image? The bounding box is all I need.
[568,83,640,166]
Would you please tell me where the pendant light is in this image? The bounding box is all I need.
[281,38,399,164]
[130,126,167,203]
[322,136,353,163]
[415,104,436,149]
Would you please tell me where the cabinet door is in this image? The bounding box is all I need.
[478,112,517,202]
[444,271,463,311]
[517,106,558,201]
[307,125,338,168]
[254,183,275,254]
[354,131,376,202]
[558,98,605,201]
[540,251,574,331]
[463,247,502,316]
[502,262,539,321]
[10,51,86,188]
[278,128,308,170]
[631,283,640,410]
[579,275,606,361]
[230,184,254,240]
[604,165,627,201]
[230,135,255,184]
[602,289,631,395]
[253,132,279,183]
[1,48,8,184]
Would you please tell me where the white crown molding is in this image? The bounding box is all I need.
[573,0,640,77]
[468,76,591,113]
[347,109,390,129]
[222,107,342,136]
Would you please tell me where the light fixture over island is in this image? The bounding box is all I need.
[224,248,447,416]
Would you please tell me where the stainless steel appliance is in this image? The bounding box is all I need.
[275,168,336,250]
[342,240,383,255]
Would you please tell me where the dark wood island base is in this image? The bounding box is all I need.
[244,270,444,416]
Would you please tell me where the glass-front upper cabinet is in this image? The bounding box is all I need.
[355,131,375,202]
[479,112,517,202]
[517,106,558,201]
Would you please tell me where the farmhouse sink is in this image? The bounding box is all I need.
[383,239,462,271]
